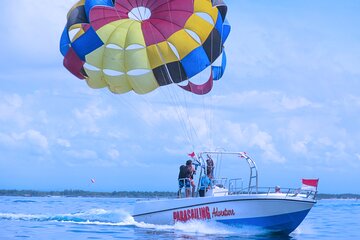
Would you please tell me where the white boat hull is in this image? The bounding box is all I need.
[133,194,315,234]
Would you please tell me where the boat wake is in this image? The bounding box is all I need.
[0,208,131,225]
[0,208,274,237]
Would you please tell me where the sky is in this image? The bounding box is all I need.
[0,0,359,194]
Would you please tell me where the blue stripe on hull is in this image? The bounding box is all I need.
[217,209,311,235]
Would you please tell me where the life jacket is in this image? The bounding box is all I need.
[178,165,187,179]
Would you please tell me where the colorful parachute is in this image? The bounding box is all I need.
[60,0,230,95]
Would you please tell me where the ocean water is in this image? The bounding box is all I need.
[0,196,359,239]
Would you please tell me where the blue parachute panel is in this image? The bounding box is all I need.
[222,19,231,43]
[215,16,231,44]
[181,47,211,79]
[60,27,70,57]
[85,0,115,20]
[71,27,104,61]
[212,51,227,80]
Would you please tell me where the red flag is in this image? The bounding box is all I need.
[188,152,195,158]
[301,179,319,190]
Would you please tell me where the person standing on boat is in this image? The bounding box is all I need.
[206,157,215,178]
[177,164,189,197]
[199,172,212,197]
[186,160,196,197]
[178,160,196,197]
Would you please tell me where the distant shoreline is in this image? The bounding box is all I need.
[0,190,177,198]
[0,190,359,199]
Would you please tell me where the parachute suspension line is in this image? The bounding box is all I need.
[207,6,226,148]
[142,16,196,148]
[121,1,201,148]
[97,4,186,143]
[162,1,202,150]
[129,2,200,149]
[145,3,194,147]
[200,79,214,148]
[165,2,200,149]
[179,87,201,143]
[210,12,228,147]
[189,1,215,149]
[206,17,213,146]
[74,85,147,139]
[154,46,194,147]
[204,29,215,148]
[102,91,168,141]
[204,7,229,149]
[153,43,197,149]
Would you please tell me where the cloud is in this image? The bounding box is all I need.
[2,1,75,66]
[63,146,147,168]
[64,149,125,167]
[333,94,360,112]
[138,103,181,126]
[0,93,30,127]
[107,130,129,140]
[107,149,120,159]
[221,121,286,163]
[280,96,313,110]
[291,139,310,155]
[229,9,360,81]
[280,112,357,171]
[65,149,98,163]
[0,132,15,146]
[56,138,71,148]
[25,130,48,150]
[73,101,114,133]
[213,91,317,112]
[0,129,49,151]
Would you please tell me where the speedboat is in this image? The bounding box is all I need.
[133,151,318,235]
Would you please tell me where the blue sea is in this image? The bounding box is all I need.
[0,196,359,239]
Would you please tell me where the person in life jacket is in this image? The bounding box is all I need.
[206,157,215,179]
[178,164,188,197]
[186,160,196,197]
[199,171,213,197]
[178,160,196,197]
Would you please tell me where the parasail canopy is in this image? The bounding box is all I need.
[60,0,231,95]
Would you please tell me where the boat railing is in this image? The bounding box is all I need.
[234,186,317,200]
[228,178,243,194]
[212,177,228,188]
[198,151,259,194]
[196,151,317,200]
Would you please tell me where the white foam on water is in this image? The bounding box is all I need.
[291,222,316,235]
[0,212,47,221]
[132,218,268,237]
[0,208,133,225]
[1,210,273,237]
